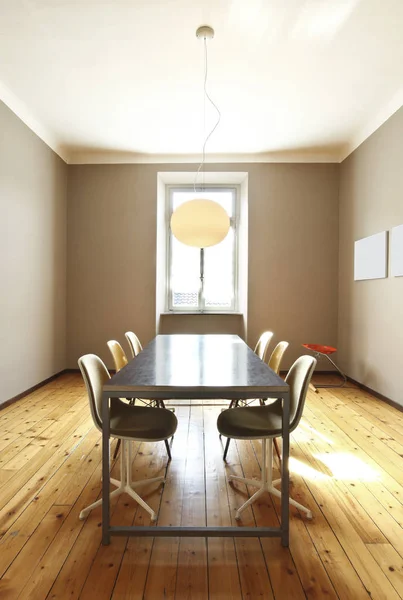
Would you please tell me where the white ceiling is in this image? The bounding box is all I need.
[1,0,403,164]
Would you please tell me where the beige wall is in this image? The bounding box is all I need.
[0,101,67,406]
[338,106,403,405]
[67,163,339,370]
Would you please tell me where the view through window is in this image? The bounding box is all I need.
[167,187,238,312]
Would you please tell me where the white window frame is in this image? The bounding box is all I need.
[166,184,240,313]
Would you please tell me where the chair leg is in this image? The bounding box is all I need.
[164,439,172,461]
[230,439,267,520]
[312,353,347,389]
[113,438,121,460]
[269,485,312,518]
[220,399,239,454]
[80,441,127,520]
[79,486,123,519]
[158,400,174,457]
[228,439,312,520]
[223,437,231,461]
[79,440,166,521]
[273,437,281,467]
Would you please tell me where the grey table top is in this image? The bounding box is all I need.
[104,334,289,399]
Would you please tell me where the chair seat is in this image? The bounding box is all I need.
[110,399,177,440]
[217,400,285,439]
[302,343,337,355]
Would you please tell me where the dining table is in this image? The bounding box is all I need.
[101,334,291,546]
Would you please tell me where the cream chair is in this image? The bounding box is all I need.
[108,339,156,407]
[254,330,274,362]
[267,341,289,378]
[125,331,143,358]
[124,331,173,411]
[222,335,283,460]
[78,354,177,521]
[107,338,158,407]
[217,355,316,520]
[107,339,171,459]
[107,340,132,460]
[226,331,274,412]
[107,339,128,372]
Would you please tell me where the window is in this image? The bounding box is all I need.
[167,186,239,312]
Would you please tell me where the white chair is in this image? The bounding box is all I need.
[124,331,174,413]
[222,335,284,460]
[107,339,172,460]
[125,331,143,358]
[78,353,177,521]
[107,339,129,372]
[254,330,274,362]
[217,355,316,520]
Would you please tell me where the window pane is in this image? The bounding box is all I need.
[171,237,200,308]
[203,228,234,309]
[169,188,236,311]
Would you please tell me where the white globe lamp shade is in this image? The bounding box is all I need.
[170,199,230,248]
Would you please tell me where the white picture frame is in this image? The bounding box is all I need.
[391,224,403,277]
[354,231,388,281]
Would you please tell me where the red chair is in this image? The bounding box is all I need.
[302,344,347,392]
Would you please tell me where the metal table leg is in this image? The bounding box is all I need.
[281,390,290,547]
[102,392,111,545]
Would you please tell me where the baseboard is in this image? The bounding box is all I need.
[346,375,402,413]
[0,369,69,412]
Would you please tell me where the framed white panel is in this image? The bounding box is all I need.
[354,231,388,281]
[391,224,403,277]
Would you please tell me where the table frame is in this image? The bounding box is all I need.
[101,337,290,546]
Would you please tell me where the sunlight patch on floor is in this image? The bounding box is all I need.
[314,452,380,481]
[289,457,328,481]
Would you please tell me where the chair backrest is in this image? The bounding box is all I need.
[107,340,128,372]
[125,331,143,358]
[254,331,273,361]
[78,354,110,431]
[268,341,289,375]
[285,355,317,432]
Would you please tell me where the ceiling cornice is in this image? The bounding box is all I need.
[0,81,69,163]
[68,150,339,165]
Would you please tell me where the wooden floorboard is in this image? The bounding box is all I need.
[0,374,402,599]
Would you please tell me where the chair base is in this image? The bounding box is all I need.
[80,439,165,522]
[228,439,312,521]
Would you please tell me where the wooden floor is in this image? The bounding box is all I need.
[1,374,403,599]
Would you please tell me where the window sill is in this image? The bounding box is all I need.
[160,312,244,316]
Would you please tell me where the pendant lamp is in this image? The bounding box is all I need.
[170,26,230,249]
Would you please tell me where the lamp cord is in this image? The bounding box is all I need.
[194,37,221,193]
